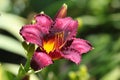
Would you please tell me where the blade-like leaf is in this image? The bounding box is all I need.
[0,34,25,57]
[3,63,19,75]
[0,12,27,40]
[101,67,120,80]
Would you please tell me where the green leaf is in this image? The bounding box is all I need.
[5,71,16,80]
[17,64,26,79]
[0,34,25,57]
[80,16,100,26]
[89,0,111,15]
[0,12,27,40]
[22,42,35,58]
[0,0,12,12]
[27,43,35,58]
[109,13,120,29]
[3,63,19,75]
[101,67,120,80]
[113,37,120,52]
[0,64,9,80]
[22,41,29,52]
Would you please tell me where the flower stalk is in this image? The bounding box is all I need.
[16,42,35,80]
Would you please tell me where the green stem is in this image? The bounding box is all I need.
[17,58,31,80]
[17,43,35,80]
[24,58,31,72]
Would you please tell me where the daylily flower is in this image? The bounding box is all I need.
[20,4,93,71]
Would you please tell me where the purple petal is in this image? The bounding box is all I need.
[20,25,42,46]
[34,14,53,34]
[53,17,78,38]
[61,48,81,64]
[30,51,53,71]
[49,50,62,60]
[70,38,93,54]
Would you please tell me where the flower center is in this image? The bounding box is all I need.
[43,32,64,53]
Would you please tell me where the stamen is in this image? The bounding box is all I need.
[54,32,64,50]
[43,32,65,53]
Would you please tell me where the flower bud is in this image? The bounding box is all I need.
[54,3,67,19]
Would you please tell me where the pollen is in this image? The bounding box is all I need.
[43,32,64,53]
[43,38,55,53]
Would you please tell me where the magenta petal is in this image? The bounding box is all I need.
[68,20,78,37]
[49,50,62,60]
[53,17,78,38]
[30,51,53,71]
[20,25,42,46]
[70,38,92,54]
[34,14,53,34]
[62,48,81,64]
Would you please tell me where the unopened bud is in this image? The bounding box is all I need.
[54,3,67,19]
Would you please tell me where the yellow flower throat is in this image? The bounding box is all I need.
[43,32,64,53]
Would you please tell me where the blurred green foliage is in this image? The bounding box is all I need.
[0,0,120,80]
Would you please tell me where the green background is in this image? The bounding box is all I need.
[0,0,120,80]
